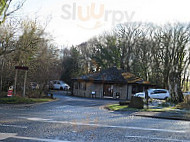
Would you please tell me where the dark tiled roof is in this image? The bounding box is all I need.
[73,67,151,84]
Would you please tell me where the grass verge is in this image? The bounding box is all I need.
[107,104,177,112]
[0,96,53,104]
[106,104,138,111]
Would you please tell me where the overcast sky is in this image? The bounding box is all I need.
[16,0,190,46]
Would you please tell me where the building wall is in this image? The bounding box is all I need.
[86,83,103,98]
[127,85,132,100]
[73,82,103,98]
[111,84,133,100]
[112,84,125,99]
[73,81,134,100]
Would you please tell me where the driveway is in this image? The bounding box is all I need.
[0,91,190,142]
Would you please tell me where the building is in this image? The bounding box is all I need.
[72,67,153,100]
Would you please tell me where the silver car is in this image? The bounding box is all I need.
[49,80,70,90]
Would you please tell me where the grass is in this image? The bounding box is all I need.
[107,104,177,112]
[107,104,128,111]
[30,98,53,103]
[0,96,53,104]
[107,104,139,111]
[143,107,177,112]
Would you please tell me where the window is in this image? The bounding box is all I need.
[152,90,167,94]
[157,90,167,94]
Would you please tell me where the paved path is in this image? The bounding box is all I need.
[0,91,190,142]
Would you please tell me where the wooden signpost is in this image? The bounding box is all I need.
[14,66,29,97]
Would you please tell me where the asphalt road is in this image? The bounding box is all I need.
[0,91,190,142]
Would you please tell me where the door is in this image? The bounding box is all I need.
[155,90,168,99]
[103,84,113,97]
[149,90,158,99]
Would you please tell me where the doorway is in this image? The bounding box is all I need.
[103,84,113,97]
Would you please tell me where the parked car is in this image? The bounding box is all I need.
[49,80,70,90]
[134,89,170,100]
[183,91,190,97]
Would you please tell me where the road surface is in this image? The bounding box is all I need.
[0,91,190,142]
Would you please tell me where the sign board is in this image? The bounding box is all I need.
[91,91,96,95]
[7,86,14,97]
[7,90,13,97]
[15,66,29,70]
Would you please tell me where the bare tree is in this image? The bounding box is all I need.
[0,0,25,25]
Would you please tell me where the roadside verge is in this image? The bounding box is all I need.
[105,104,190,121]
[133,111,190,121]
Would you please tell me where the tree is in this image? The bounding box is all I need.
[0,18,61,97]
[71,22,190,103]
[115,23,142,71]
[0,21,16,56]
[92,33,121,69]
[0,21,16,92]
[61,47,82,85]
[0,0,25,25]
[162,24,190,102]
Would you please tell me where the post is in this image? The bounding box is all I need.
[0,58,4,93]
[23,71,27,97]
[14,69,18,95]
[145,89,149,109]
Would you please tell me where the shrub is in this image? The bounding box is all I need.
[129,96,144,109]
[0,92,8,98]
[27,90,47,98]
[0,96,53,104]
[0,96,33,104]
[158,102,170,107]
[184,95,190,103]
[176,95,190,109]
[119,101,130,106]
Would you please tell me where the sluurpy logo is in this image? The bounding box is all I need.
[61,2,135,30]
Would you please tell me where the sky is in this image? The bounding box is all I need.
[14,0,190,46]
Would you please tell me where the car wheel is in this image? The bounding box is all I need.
[60,87,63,90]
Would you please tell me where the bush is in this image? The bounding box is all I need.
[119,101,130,106]
[129,96,144,109]
[27,90,47,98]
[0,96,53,104]
[184,95,190,103]
[176,95,190,109]
[158,102,170,107]
[0,92,8,98]
[0,96,33,104]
